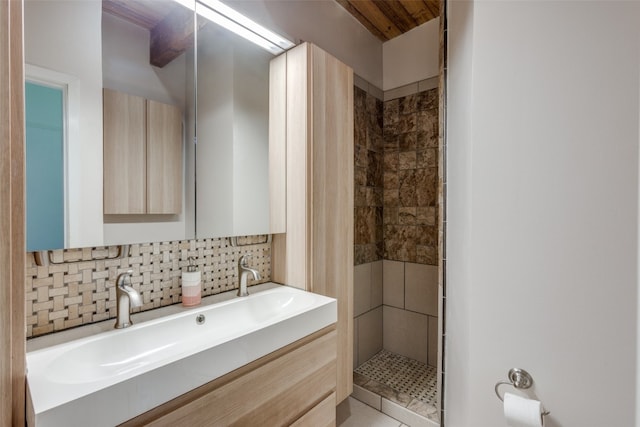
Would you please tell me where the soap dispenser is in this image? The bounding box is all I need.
[181,256,201,307]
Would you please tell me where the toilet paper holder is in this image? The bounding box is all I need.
[495,368,550,416]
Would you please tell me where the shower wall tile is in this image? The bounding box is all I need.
[371,260,383,308]
[384,82,419,102]
[354,84,384,265]
[383,305,428,364]
[383,88,439,265]
[354,259,384,368]
[382,260,439,368]
[355,263,372,317]
[384,226,417,263]
[26,236,271,338]
[427,316,438,367]
[381,399,436,427]
[418,76,439,93]
[355,260,384,318]
[383,260,404,309]
[352,384,383,410]
[405,264,438,317]
[354,80,441,371]
[357,306,383,366]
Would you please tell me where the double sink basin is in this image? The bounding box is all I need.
[27,283,337,426]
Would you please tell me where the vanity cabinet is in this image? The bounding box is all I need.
[120,326,337,427]
[270,43,354,404]
[103,88,182,215]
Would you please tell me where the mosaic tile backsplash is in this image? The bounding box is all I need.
[26,236,271,338]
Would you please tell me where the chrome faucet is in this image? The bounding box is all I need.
[238,255,261,297]
[114,270,142,329]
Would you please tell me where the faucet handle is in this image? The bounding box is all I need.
[239,255,250,266]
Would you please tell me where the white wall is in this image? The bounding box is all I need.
[382,17,439,91]
[220,0,383,89]
[102,13,192,245]
[24,0,104,249]
[446,1,640,426]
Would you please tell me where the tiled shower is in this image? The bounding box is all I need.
[353,76,440,425]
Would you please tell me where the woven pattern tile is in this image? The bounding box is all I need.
[26,236,270,338]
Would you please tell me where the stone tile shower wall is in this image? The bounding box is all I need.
[353,80,440,370]
[26,236,270,338]
[353,81,384,375]
[383,89,439,265]
[354,85,384,266]
[381,88,439,368]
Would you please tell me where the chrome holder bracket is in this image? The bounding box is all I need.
[495,368,550,416]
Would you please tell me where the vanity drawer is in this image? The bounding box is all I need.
[290,392,336,427]
[121,325,337,427]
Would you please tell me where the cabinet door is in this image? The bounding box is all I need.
[103,89,146,214]
[309,44,354,404]
[146,100,182,214]
[270,43,354,405]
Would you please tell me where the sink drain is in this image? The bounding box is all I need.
[195,314,205,325]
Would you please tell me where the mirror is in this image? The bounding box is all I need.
[101,0,196,246]
[24,0,196,251]
[24,0,280,252]
[195,9,272,238]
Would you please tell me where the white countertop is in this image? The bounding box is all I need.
[27,283,337,427]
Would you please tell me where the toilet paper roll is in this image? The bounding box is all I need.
[503,392,544,427]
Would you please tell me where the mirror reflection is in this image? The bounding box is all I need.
[24,0,196,251]
[195,9,272,238]
[101,0,196,246]
[24,0,285,252]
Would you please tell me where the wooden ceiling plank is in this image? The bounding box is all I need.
[335,0,389,41]
[373,0,418,34]
[423,0,440,20]
[399,0,436,24]
[346,0,403,40]
[149,4,195,68]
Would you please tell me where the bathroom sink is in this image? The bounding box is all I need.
[27,284,337,427]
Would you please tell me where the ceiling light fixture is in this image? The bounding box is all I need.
[195,0,295,55]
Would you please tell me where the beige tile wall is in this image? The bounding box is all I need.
[383,305,429,364]
[26,236,271,338]
[381,260,439,367]
[353,260,384,367]
[353,258,438,368]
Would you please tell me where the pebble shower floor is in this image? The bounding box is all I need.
[355,349,438,407]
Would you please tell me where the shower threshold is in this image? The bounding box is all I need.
[352,350,439,426]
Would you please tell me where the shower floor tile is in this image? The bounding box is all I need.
[354,350,439,424]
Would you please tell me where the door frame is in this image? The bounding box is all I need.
[1,0,26,424]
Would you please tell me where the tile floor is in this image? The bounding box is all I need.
[351,350,439,427]
[355,350,438,406]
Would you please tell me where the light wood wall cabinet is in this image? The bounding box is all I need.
[121,326,337,427]
[103,89,182,215]
[270,43,354,404]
